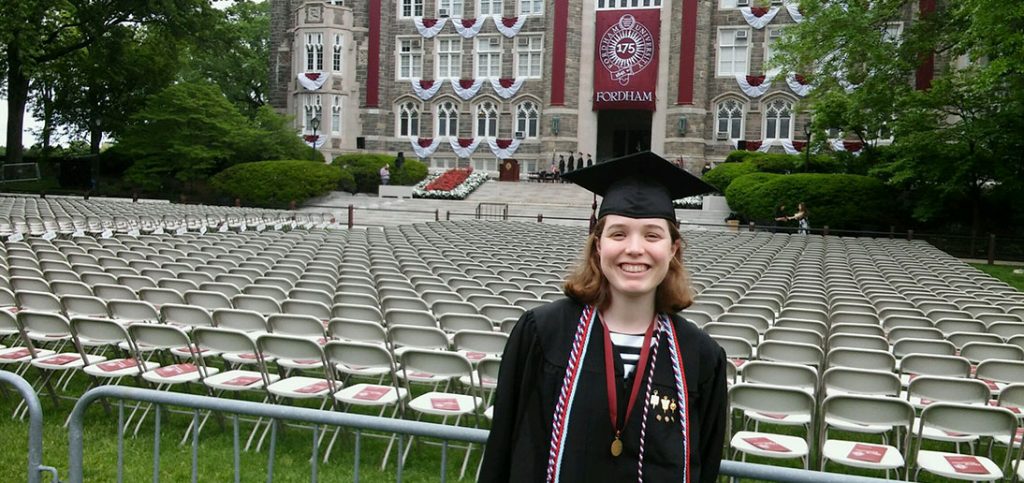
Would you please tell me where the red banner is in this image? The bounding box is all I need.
[593,9,660,111]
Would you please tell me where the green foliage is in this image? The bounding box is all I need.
[331,153,428,193]
[119,82,255,193]
[723,150,759,164]
[702,162,758,192]
[725,173,894,230]
[118,83,316,195]
[211,160,348,209]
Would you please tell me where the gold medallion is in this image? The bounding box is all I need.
[610,437,623,457]
[657,414,663,421]
[670,401,677,411]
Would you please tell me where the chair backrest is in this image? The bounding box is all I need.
[728,383,816,417]
[452,330,508,356]
[822,367,901,397]
[231,294,282,315]
[389,325,449,350]
[16,290,63,312]
[899,353,971,379]
[323,340,396,375]
[741,361,817,393]
[267,314,326,339]
[704,322,760,347]
[886,326,943,343]
[763,326,824,347]
[331,303,383,324]
[160,303,214,328]
[479,304,525,323]
[935,317,987,336]
[108,300,160,324]
[779,307,828,324]
[716,313,770,334]
[757,340,824,368]
[61,294,109,318]
[327,318,388,345]
[193,326,258,355]
[821,393,915,430]
[384,308,437,329]
[891,338,956,358]
[127,323,192,351]
[908,375,991,404]
[709,335,753,360]
[915,403,1017,458]
[18,310,71,338]
[256,333,329,368]
[439,313,494,333]
[431,300,479,317]
[184,290,233,310]
[975,359,1024,385]
[400,348,473,379]
[827,333,888,352]
[773,318,828,337]
[69,316,132,348]
[212,308,267,333]
[825,348,896,372]
[960,341,1024,364]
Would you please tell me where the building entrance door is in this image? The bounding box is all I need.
[597,110,652,160]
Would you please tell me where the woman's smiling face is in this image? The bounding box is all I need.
[596,215,679,301]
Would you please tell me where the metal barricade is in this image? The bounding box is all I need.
[67,386,892,483]
[0,370,60,483]
[475,203,509,221]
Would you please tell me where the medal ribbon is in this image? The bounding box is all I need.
[601,316,656,448]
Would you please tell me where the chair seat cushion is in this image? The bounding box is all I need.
[916,450,1002,481]
[408,391,481,416]
[731,431,809,459]
[822,440,904,470]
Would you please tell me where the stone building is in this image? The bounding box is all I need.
[269,0,924,175]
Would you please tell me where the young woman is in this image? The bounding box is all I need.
[480,152,728,482]
[787,202,809,235]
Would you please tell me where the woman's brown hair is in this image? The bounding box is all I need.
[564,217,694,314]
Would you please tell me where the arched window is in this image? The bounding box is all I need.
[398,101,420,137]
[715,99,744,140]
[475,101,499,138]
[515,101,539,138]
[437,101,459,137]
[303,95,322,133]
[764,98,793,140]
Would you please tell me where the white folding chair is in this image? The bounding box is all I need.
[728,383,816,469]
[911,403,1018,481]
[819,394,914,478]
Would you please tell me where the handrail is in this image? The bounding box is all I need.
[0,370,60,483]
[67,385,892,483]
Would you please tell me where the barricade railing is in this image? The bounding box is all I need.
[67,386,891,483]
[0,370,60,483]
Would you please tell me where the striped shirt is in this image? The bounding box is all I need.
[610,331,647,378]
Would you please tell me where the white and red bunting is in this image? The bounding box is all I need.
[487,138,522,158]
[411,137,443,158]
[831,139,864,155]
[784,1,804,23]
[489,77,525,99]
[740,6,780,29]
[451,78,486,100]
[298,72,327,91]
[411,78,443,100]
[736,74,774,97]
[413,17,448,38]
[493,15,527,38]
[453,17,486,38]
[449,137,482,158]
[786,74,812,97]
[303,134,325,149]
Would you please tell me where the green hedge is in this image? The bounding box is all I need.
[211,160,350,209]
[702,162,758,192]
[725,172,894,230]
[331,153,428,193]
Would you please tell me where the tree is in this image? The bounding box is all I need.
[772,0,1024,234]
[120,82,318,195]
[0,0,213,163]
[120,82,257,193]
[182,0,270,117]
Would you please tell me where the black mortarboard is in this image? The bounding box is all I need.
[561,151,715,222]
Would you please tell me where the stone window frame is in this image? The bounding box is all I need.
[715,97,745,141]
[396,36,423,80]
[396,99,422,138]
[478,0,503,16]
[475,35,503,78]
[474,98,501,138]
[438,0,464,17]
[514,34,543,79]
[305,32,324,72]
[518,0,543,16]
[762,96,794,140]
[331,95,343,134]
[332,34,343,72]
[435,98,461,138]
[515,99,540,138]
[399,0,424,18]
[716,27,750,77]
[302,95,323,134]
[435,35,463,80]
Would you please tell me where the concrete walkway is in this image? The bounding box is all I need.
[301,180,732,229]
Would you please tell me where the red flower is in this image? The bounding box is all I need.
[425,168,473,191]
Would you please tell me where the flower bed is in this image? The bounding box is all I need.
[413,168,491,200]
[673,195,704,209]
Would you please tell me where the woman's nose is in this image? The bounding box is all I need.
[625,234,644,254]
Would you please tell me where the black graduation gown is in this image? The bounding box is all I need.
[480,298,728,482]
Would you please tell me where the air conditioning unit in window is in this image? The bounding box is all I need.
[770,0,783,5]
[735,30,748,40]
[716,132,729,141]
[439,8,450,17]
[514,131,526,140]
[489,37,500,47]
[736,0,750,6]
[769,29,783,39]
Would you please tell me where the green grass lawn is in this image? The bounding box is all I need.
[971,263,1024,292]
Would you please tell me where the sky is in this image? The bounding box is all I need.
[1,0,246,149]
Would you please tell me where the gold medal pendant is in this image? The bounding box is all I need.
[610,436,623,457]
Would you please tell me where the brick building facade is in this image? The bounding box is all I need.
[268,1,916,175]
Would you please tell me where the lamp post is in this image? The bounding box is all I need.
[803,121,811,172]
[310,116,321,161]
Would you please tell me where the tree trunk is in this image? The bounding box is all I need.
[5,41,29,165]
[89,127,103,154]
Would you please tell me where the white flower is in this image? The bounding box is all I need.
[412,170,491,200]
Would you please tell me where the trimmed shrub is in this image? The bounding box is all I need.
[724,150,759,164]
[211,160,349,209]
[725,172,894,230]
[331,153,428,193]
[702,161,758,192]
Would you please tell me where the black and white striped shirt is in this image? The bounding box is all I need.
[610,331,647,378]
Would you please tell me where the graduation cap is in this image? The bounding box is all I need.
[561,151,715,222]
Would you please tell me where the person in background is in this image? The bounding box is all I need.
[481,152,728,483]
[395,152,405,171]
[379,164,390,185]
[559,155,566,182]
[772,203,787,233]
[701,161,712,176]
[785,202,809,235]
[568,152,576,172]
[587,153,594,167]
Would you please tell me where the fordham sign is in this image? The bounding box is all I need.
[593,9,660,111]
